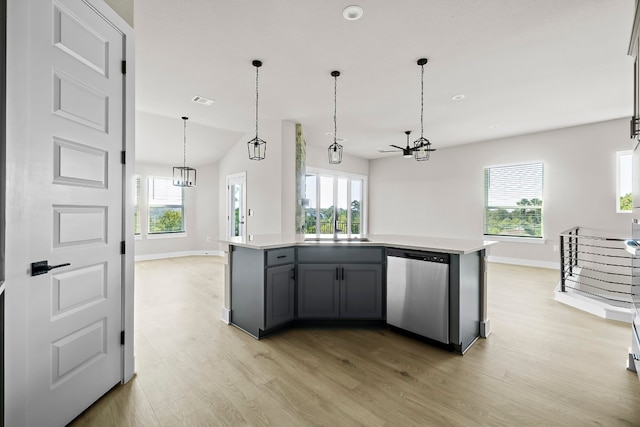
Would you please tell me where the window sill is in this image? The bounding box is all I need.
[483,235,546,244]
[147,232,188,240]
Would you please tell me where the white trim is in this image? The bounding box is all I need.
[487,255,558,270]
[483,235,546,244]
[135,250,225,262]
[554,282,632,323]
[221,307,231,324]
[146,232,188,240]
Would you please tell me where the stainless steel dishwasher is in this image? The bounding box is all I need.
[386,248,450,344]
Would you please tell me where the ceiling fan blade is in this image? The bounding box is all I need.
[376,148,401,153]
[389,145,404,150]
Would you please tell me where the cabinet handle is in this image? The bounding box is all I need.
[336,267,339,280]
[341,267,345,280]
[277,255,287,259]
[291,268,296,280]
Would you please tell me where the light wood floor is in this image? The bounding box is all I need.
[69,257,640,426]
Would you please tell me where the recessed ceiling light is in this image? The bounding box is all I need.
[191,95,215,106]
[489,124,499,129]
[451,94,466,101]
[343,5,364,20]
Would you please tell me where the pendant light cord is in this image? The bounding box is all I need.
[255,65,259,139]
[333,73,337,145]
[420,62,424,138]
[183,117,187,168]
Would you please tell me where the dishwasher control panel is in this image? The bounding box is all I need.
[386,248,449,264]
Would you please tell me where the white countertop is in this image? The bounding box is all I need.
[221,234,497,255]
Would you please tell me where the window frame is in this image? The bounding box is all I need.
[146,176,186,236]
[304,167,367,240]
[483,162,544,240]
[616,150,632,213]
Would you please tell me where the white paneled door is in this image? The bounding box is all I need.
[26,0,125,425]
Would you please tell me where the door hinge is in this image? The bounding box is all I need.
[120,330,125,345]
[120,241,126,255]
[121,60,126,74]
[120,150,126,164]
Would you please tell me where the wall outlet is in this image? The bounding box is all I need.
[553,245,559,252]
[206,236,212,243]
[249,234,254,241]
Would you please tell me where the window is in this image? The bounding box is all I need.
[148,177,184,234]
[304,169,365,239]
[617,151,632,213]
[134,175,141,235]
[484,163,543,238]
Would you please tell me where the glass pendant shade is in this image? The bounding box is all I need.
[173,116,196,187]
[173,166,197,187]
[248,136,266,160]
[413,137,431,161]
[328,141,343,164]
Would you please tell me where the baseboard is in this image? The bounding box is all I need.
[554,282,632,323]
[221,308,231,324]
[487,255,558,270]
[135,250,225,262]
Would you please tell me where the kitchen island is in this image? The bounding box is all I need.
[221,234,496,354]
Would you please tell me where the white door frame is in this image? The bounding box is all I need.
[4,1,135,425]
[226,172,247,240]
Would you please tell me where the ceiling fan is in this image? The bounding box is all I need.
[377,130,437,159]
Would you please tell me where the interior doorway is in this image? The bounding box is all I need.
[226,172,247,239]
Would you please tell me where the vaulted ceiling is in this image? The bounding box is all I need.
[134,0,635,166]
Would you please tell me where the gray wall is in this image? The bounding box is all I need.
[369,118,632,266]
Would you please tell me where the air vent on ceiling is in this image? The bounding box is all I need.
[191,95,215,106]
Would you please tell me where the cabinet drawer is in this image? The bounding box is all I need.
[297,246,383,263]
[266,248,295,266]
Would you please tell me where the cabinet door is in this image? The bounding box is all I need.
[297,264,340,318]
[340,264,383,319]
[265,264,295,329]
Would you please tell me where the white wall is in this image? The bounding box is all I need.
[306,144,369,176]
[369,118,632,266]
[218,119,284,243]
[135,162,219,257]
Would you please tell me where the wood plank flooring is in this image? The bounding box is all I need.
[69,257,640,426]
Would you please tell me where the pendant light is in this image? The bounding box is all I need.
[173,116,197,187]
[328,70,343,164]
[247,60,266,160]
[412,58,436,161]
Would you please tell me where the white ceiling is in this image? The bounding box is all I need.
[134,0,636,166]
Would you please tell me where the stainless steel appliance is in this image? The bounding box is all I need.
[386,248,449,344]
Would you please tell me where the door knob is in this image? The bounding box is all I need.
[31,260,71,276]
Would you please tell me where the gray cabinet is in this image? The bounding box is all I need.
[231,246,296,338]
[340,264,383,318]
[265,264,295,329]
[297,264,340,318]
[297,262,383,319]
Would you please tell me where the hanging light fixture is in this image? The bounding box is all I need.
[173,116,197,187]
[247,59,267,160]
[412,58,437,161]
[328,70,343,164]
